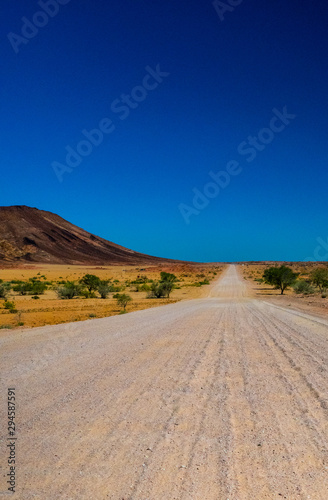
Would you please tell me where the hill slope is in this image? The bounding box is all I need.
[0,206,177,265]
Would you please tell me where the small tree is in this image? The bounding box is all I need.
[161,281,175,298]
[310,268,328,293]
[98,280,111,299]
[159,272,178,298]
[116,293,132,311]
[263,265,298,295]
[79,274,101,296]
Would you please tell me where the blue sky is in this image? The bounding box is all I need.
[1,0,327,262]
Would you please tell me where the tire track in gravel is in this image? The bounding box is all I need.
[225,303,294,499]
[250,303,328,425]
[246,302,328,498]
[130,307,229,500]
[99,309,227,500]
[20,306,225,499]
[258,308,328,412]
[242,304,311,498]
[257,302,328,367]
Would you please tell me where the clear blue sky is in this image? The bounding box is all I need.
[1,0,327,262]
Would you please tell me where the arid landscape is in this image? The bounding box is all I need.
[1,264,328,499]
[2,1,328,498]
[1,206,328,499]
[0,205,224,328]
[0,263,223,329]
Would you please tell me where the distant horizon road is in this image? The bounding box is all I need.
[1,265,328,499]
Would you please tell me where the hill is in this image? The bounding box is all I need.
[0,206,179,265]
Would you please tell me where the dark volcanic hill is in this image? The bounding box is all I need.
[0,206,178,265]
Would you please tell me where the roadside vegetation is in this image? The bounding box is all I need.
[0,265,223,329]
[263,265,299,295]
[243,263,328,300]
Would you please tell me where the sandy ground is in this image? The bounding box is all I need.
[1,265,328,499]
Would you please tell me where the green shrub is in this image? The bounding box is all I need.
[109,284,124,292]
[4,300,16,311]
[156,272,178,298]
[31,295,40,300]
[81,290,97,299]
[131,275,149,284]
[98,281,111,299]
[293,280,314,295]
[0,282,11,299]
[89,313,97,318]
[13,279,47,296]
[116,293,132,311]
[311,268,328,293]
[17,322,24,326]
[57,282,82,299]
[0,324,13,329]
[147,282,167,298]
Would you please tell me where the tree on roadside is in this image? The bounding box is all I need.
[147,272,178,299]
[116,293,132,311]
[79,274,101,296]
[310,268,328,293]
[263,265,299,295]
[159,271,178,298]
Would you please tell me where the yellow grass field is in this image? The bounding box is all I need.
[0,263,224,329]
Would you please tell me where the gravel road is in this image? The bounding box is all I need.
[1,265,328,499]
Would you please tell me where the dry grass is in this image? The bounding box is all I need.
[240,262,328,317]
[0,263,224,329]
[240,261,326,295]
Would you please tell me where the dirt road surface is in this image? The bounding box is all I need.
[1,265,328,499]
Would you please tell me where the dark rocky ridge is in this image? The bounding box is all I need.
[0,206,181,265]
